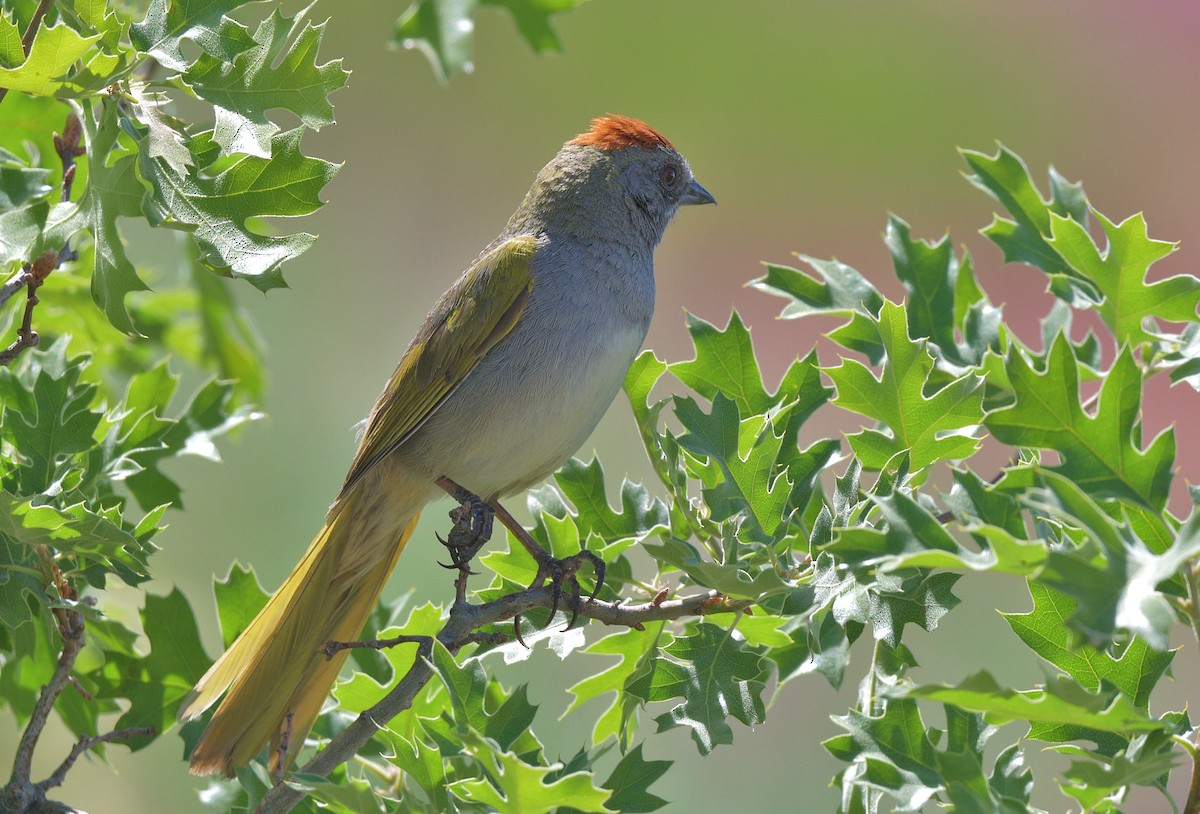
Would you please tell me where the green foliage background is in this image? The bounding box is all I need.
[3,1,1200,812]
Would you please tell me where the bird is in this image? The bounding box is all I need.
[178,114,715,778]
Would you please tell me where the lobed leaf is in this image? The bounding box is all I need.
[825,300,985,471]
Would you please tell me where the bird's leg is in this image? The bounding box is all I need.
[434,476,494,573]
[486,497,605,630]
[272,711,294,786]
[435,476,606,630]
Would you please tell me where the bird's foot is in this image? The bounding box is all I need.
[528,547,606,631]
[436,492,494,573]
[434,476,606,633]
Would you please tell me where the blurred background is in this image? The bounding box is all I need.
[6,0,1200,810]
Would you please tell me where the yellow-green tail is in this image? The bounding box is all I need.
[180,494,421,777]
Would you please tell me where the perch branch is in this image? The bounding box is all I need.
[254,580,750,814]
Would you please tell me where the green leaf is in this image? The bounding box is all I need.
[0,20,98,95]
[642,535,793,599]
[0,598,58,720]
[670,310,832,446]
[767,608,860,691]
[392,0,588,82]
[213,562,269,648]
[86,367,263,511]
[1060,746,1181,810]
[868,571,961,647]
[824,300,985,471]
[137,127,338,291]
[672,311,778,415]
[130,0,256,72]
[0,146,52,208]
[961,145,1081,280]
[181,7,348,158]
[67,99,151,334]
[450,747,612,814]
[1115,506,1200,651]
[987,338,1175,510]
[98,587,209,745]
[896,671,1167,734]
[0,490,154,581]
[429,640,489,733]
[829,487,1047,576]
[382,732,450,811]
[824,699,944,810]
[627,622,767,755]
[1046,210,1191,346]
[549,457,669,545]
[673,393,791,536]
[751,254,883,321]
[885,215,1002,367]
[290,773,384,814]
[0,339,100,492]
[331,602,442,714]
[601,743,670,813]
[190,255,266,403]
[124,86,193,175]
[1002,583,1173,708]
[565,627,665,747]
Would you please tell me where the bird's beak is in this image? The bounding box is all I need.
[680,178,716,206]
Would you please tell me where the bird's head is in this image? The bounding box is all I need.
[514,115,715,245]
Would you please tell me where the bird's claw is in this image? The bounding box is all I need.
[437,497,494,572]
[530,549,606,631]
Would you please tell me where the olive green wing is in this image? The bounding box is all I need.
[337,235,538,499]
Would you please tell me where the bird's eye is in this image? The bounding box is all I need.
[658,165,679,186]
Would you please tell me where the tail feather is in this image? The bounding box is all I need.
[182,485,423,777]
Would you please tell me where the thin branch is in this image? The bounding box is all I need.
[1,114,83,368]
[0,0,55,106]
[36,726,156,794]
[254,583,751,814]
[0,252,55,366]
[19,0,55,56]
[0,270,32,308]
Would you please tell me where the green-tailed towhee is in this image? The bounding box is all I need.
[179,114,715,777]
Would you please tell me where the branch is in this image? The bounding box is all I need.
[1,603,84,814]
[254,582,751,814]
[0,0,55,106]
[36,726,157,795]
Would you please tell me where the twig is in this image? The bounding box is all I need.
[319,634,431,660]
[0,270,32,308]
[0,0,55,106]
[36,726,156,794]
[273,713,294,787]
[0,114,83,367]
[0,252,55,366]
[254,583,751,814]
